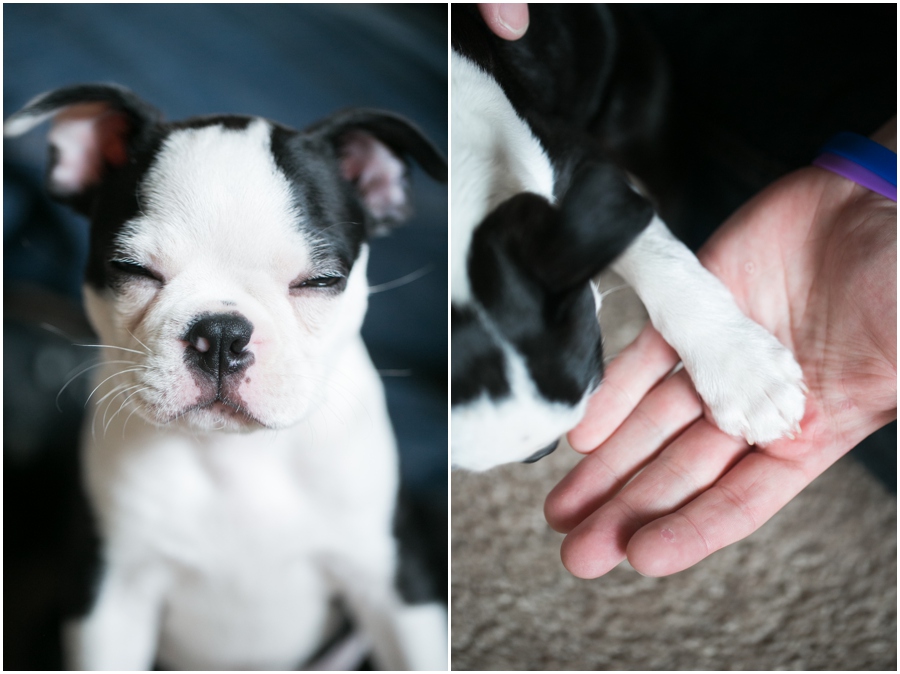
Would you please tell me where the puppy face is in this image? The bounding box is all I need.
[85,119,371,430]
[5,85,447,432]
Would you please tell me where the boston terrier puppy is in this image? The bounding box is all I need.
[450,5,805,471]
[4,84,447,670]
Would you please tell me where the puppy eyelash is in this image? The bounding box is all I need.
[289,272,347,293]
[109,258,163,283]
[296,276,341,288]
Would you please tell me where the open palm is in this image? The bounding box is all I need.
[544,130,897,578]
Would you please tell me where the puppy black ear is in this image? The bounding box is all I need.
[473,163,653,294]
[4,84,161,213]
[306,108,447,234]
[524,162,654,291]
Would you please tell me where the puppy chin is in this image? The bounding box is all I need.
[130,401,263,433]
[132,381,269,431]
[177,402,269,433]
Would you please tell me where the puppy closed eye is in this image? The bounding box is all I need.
[110,259,163,283]
[290,274,347,294]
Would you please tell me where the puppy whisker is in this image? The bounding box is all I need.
[122,400,146,439]
[598,283,629,300]
[317,370,374,432]
[106,387,149,436]
[39,322,82,341]
[103,385,147,434]
[126,329,154,357]
[57,359,134,411]
[95,379,143,407]
[75,342,150,357]
[368,264,433,294]
[85,367,147,409]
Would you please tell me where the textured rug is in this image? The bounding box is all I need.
[451,273,897,671]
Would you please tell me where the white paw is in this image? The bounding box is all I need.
[687,318,806,446]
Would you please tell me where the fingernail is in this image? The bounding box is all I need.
[498,4,528,37]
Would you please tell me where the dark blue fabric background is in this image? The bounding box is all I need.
[4,4,448,494]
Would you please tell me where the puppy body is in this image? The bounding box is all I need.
[71,332,398,670]
[6,87,447,670]
[451,5,805,470]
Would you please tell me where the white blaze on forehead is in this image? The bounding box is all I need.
[120,119,312,275]
[450,52,555,304]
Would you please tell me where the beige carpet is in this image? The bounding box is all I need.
[451,273,897,671]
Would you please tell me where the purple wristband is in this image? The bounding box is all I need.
[813,134,897,202]
[813,153,897,201]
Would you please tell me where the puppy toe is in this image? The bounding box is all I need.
[698,326,806,446]
[735,354,806,446]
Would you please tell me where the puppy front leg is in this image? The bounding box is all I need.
[63,564,165,671]
[327,556,448,671]
[358,594,448,672]
[612,217,805,445]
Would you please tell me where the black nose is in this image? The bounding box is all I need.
[185,313,254,379]
[522,439,559,464]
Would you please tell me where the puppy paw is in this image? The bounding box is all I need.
[688,319,806,446]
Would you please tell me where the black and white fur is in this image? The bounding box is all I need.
[450,5,805,471]
[4,84,447,670]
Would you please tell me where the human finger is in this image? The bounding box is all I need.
[546,367,704,533]
[568,324,680,453]
[476,4,529,40]
[625,448,819,577]
[559,418,748,578]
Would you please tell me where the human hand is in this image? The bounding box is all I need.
[544,119,897,578]
[477,4,529,40]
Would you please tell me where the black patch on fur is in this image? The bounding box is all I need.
[392,487,446,605]
[452,4,675,207]
[270,124,368,272]
[83,128,167,290]
[458,159,653,406]
[450,305,510,405]
[467,194,608,405]
[270,109,446,266]
[169,115,254,132]
[501,166,654,293]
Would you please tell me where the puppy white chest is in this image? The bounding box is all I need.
[147,436,332,670]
